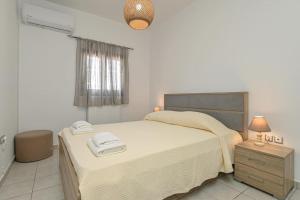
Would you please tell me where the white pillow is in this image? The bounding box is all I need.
[144,111,215,131]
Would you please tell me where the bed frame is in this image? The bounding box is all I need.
[59,92,249,200]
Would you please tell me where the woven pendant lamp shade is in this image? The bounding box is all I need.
[124,0,154,30]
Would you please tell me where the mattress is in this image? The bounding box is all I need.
[61,120,242,200]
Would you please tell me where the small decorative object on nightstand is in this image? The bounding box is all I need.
[154,106,161,112]
[234,140,294,200]
[248,116,271,146]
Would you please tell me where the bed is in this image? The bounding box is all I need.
[59,92,248,200]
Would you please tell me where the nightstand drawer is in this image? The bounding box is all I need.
[235,163,284,197]
[235,147,284,177]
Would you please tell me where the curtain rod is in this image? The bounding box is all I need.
[68,35,134,50]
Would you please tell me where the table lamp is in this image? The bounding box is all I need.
[248,116,271,147]
[154,106,161,112]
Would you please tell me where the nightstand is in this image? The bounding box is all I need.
[234,140,294,200]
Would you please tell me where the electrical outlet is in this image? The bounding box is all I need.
[265,134,274,143]
[274,136,283,144]
[0,135,7,145]
[0,135,7,152]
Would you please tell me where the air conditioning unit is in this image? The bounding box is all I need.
[22,4,74,34]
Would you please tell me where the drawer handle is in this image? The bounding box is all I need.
[248,175,264,183]
[247,158,266,165]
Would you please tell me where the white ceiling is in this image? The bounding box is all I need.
[45,0,194,23]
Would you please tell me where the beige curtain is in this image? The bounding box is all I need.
[74,38,129,107]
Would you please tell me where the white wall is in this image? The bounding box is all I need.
[150,0,300,181]
[18,0,300,182]
[19,0,151,144]
[0,0,19,180]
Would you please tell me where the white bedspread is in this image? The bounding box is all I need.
[61,119,242,200]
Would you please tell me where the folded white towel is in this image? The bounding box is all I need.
[92,132,120,147]
[87,138,126,157]
[70,127,95,135]
[70,121,95,135]
[71,121,92,129]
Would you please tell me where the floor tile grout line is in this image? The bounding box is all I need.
[286,187,297,200]
[1,178,35,187]
[1,192,32,200]
[200,180,244,200]
[218,178,249,194]
[32,171,60,183]
[30,162,38,200]
[233,189,255,200]
[231,190,246,200]
[0,156,60,200]
[1,163,37,187]
[30,154,61,198]
[222,182,248,193]
[32,182,62,193]
[0,162,37,200]
[35,170,60,180]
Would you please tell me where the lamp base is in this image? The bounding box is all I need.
[255,141,265,147]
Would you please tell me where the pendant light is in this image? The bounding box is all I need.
[124,0,154,30]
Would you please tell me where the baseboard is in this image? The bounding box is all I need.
[0,155,15,187]
[295,180,300,189]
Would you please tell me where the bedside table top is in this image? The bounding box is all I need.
[236,140,294,158]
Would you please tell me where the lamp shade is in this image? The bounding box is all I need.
[124,0,154,30]
[154,106,160,112]
[248,116,271,132]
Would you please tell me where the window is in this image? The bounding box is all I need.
[87,55,121,92]
[74,39,129,107]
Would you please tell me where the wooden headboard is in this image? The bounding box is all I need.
[164,92,249,140]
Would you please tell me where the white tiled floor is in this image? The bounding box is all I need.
[0,149,299,200]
